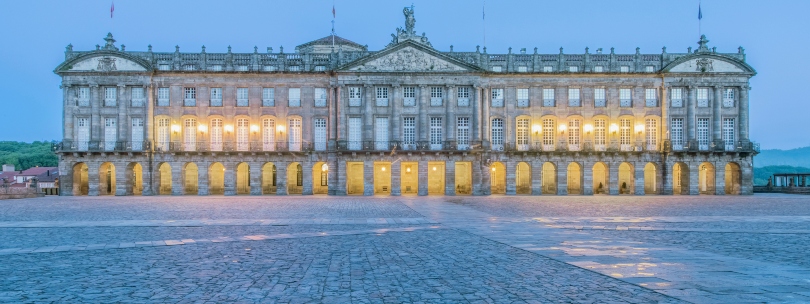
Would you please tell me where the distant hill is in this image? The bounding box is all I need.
[0,141,58,171]
[755,147,810,167]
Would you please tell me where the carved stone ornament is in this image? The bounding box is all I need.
[350,47,465,72]
[97,57,118,72]
[696,58,713,72]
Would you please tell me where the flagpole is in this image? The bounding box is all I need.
[483,1,486,48]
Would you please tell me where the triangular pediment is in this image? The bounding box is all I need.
[55,51,151,73]
[341,42,479,73]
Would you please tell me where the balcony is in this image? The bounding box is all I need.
[315,98,327,107]
[594,99,606,107]
[664,140,759,153]
[349,98,361,106]
[430,97,443,106]
[131,99,145,107]
[403,97,416,106]
[262,99,275,107]
[183,98,196,107]
[457,98,470,107]
[55,140,151,153]
[337,140,483,152]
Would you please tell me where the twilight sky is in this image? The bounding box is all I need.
[0,0,804,149]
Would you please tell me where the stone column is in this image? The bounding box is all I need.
[198,162,209,195]
[301,160,313,195]
[418,85,428,142]
[739,85,749,141]
[505,160,516,195]
[392,85,401,142]
[531,159,542,195]
[118,84,128,145]
[224,162,237,196]
[250,161,262,195]
[63,85,73,141]
[741,157,753,195]
[171,162,183,195]
[472,159,483,195]
[364,161,374,196]
[418,161,428,196]
[634,161,645,195]
[482,88,491,147]
[141,164,153,196]
[608,161,619,195]
[583,161,594,195]
[713,86,722,141]
[276,161,288,195]
[556,161,568,195]
[689,162,699,195]
[715,161,726,195]
[481,160,491,195]
[90,84,101,142]
[662,160,673,195]
[687,86,696,142]
[333,158,345,195]
[363,84,374,142]
[88,162,100,196]
[473,86,482,142]
[445,160,456,195]
[446,86,455,144]
[115,161,127,196]
[391,161,401,196]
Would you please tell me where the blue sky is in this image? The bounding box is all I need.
[0,0,805,149]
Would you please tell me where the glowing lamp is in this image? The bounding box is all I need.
[197,124,208,133]
[491,167,496,172]
[583,124,593,134]
[277,125,286,133]
[322,164,328,172]
[224,125,234,133]
[171,124,181,134]
[406,167,411,173]
[558,124,567,134]
[532,125,542,135]
[381,166,386,171]
[609,123,619,134]
[432,166,437,171]
[635,124,645,134]
[250,125,259,133]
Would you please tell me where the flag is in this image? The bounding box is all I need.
[698,4,702,20]
[111,2,115,18]
[332,5,335,18]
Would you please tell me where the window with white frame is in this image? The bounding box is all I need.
[210,65,223,71]
[184,87,196,107]
[619,88,632,107]
[457,117,470,149]
[349,87,362,106]
[158,64,171,71]
[517,66,527,72]
[78,87,90,106]
[645,65,655,72]
[184,118,196,151]
[543,88,555,107]
[236,88,249,107]
[517,88,529,107]
[288,117,302,151]
[594,119,606,150]
[697,88,709,107]
[569,66,578,72]
[314,65,326,72]
[594,66,604,72]
[620,66,630,73]
[403,117,415,147]
[568,88,581,107]
[263,65,277,72]
[288,88,301,107]
[620,118,632,151]
[492,66,502,72]
[238,65,250,71]
[430,87,443,106]
[104,117,117,151]
[210,88,223,106]
[542,119,555,149]
[645,118,657,150]
[183,64,195,71]
[156,118,169,151]
[314,118,327,151]
[723,88,735,107]
[516,118,530,151]
[157,87,170,106]
[491,118,504,150]
[236,118,249,151]
[645,88,657,107]
[262,118,275,151]
[210,118,223,151]
[131,87,144,107]
[697,118,709,150]
[594,88,606,107]
[262,88,275,107]
[568,119,581,150]
[723,118,735,150]
[315,88,327,107]
[104,87,117,106]
[429,117,443,150]
[543,66,553,72]
[491,88,504,107]
[671,88,683,107]
[457,87,470,106]
[374,117,389,150]
[671,118,684,150]
[403,87,416,106]
[376,87,389,107]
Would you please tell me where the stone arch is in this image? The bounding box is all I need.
[592,162,608,194]
[157,162,172,195]
[542,162,556,194]
[312,162,328,195]
[516,162,531,195]
[725,162,742,195]
[236,162,250,195]
[208,162,225,195]
[262,162,277,195]
[99,162,116,195]
[567,162,582,195]
[644,162,658,194]
[183,163,198,195]
[287,162,303,194]
[699,162,716,194]
[72,162,89,196]
[673,162,690,195]
[126,162,143,195]
[618,162,634,194]
[490,162,506,194]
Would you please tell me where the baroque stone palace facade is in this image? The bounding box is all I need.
[55,9,757,196]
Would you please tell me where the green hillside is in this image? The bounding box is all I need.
[0,141,58,171]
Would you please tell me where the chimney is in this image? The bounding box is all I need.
[2,164,14,172]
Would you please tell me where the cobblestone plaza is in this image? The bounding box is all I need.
[2,194,810,303]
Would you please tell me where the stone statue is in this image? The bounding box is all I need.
[403,6,415,34]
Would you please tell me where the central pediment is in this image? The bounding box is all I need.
[341,42,478,73]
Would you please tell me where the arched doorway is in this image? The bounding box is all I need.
[183,163,198,195]
[287,162,303,194]
[542,162,556,194]
[157,162,172,195]
[644,162,657,194]
[567,162,582,195]
[673,162,689,195]
[72,162,88,196]
[236,162,250,195]
[618,162,634,195]
[374,162,391,195]
[725,162,742,195]
[592,162,608,195]
[312,162,328,194]
[126,162,143,195]
[490,162,506,194]
[99,162,116,195]
[455,162,472,195]
[209,162,225,195]
[262,162,277,195]
[699,162,715,194]
[516,162,531,195]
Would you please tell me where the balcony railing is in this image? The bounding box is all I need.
[337,140,484,152]
[55,140,152,152]
[664,139,759,153]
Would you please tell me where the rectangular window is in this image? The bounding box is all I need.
[568,88,580,107]
[183,64,195,71]
[131,118,144,151]
[77,118,90,151]
[516,118,530,151]
[697,118,710,150]
[211,118,223,151]
[210,88,223,107]
[430,87,443,106]
[430,117,443,150]
[262,88,275,107]
[210,65,223,71]
[315,65,326,72]
[184,87,196,107]
[349,87,362,106]
[287,65,300,72]
[723,118,735,150]
[375,117,389,150]
[104,87,117,106]
[671,118,684,150]
[568,119,581,151]
[543,66,553,72]
[723,88,735,107]
[645,118,657,150]
[594,88,606,107]
[492,66,502,72]
[403,117,415,148]
[517,88,529,107]
[645,88,657,107]
[131,87,144,107]
[158,64,170,71]
[517,66,527,72]
[183,119,197,151]
[376,87,389,107]
[594,66,604,72]
[620,88,631,107]
[77,87,90,106]
[236,118,249,151]
[645,65,655,72]
[104,118,117,151]
[289,118,302,151]
[620,66,630,73]
[491,88,504,107]
[314,118,327,151]
[157,87,170,106]
[288,88,301,107]
[542,119,555,150]
[156,118,169,151]
[543,88,555,107]
[620,119,632,151]
[237,88,249,107]
[403,87,416,106]
[491,118,504,150]
[671,88,683,107]
[594,119,606,150]
[457,117,470,150]
[457,87,470,106]
[261,119,274,151]
[697,88,709,107]
[315,88,327,107]
[569,66,578,72]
